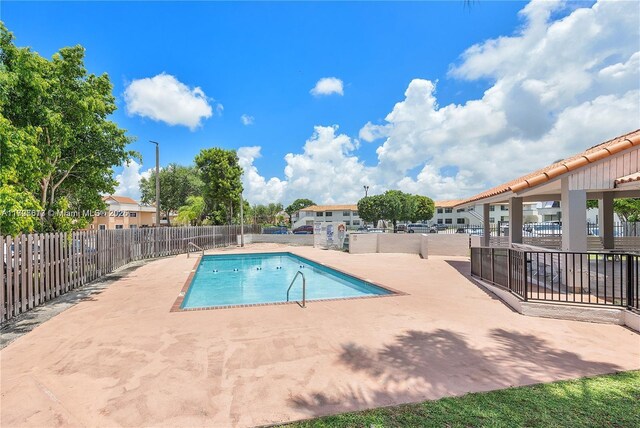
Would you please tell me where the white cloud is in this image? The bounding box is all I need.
[239,126,379,205]
[220,1,640,206]
[359,121,391,143]
[240,114,255,126]
[113,160,154,201]
[310,77,344,96]
[124,73,216,130]
[237,146,286,205]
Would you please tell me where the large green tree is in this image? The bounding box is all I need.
[140,164,202,226]
[195,148,243,225]
[357,195,384,227]
[175,196,206,226]
[409,195,436,222]
[587,198,640,222]
[0,23,136,234]
[251,203,284,225]
[285,198,315,224]
[357,191,435,230]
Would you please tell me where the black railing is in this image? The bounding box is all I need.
[433,221,640,237]
[470,247,639,311]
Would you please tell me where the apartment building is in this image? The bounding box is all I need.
[291,205,362,229]
[434,200,612,227]
[433,200,540,227]
[89,196,161,230]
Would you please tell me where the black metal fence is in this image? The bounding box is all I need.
[471,247,639,311]
[431,221,640,237]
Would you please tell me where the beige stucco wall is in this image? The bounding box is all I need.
[349,233,428,257]
[377,234,423,254]
[425,234,471,257]
[348,233,379,254]
[349,233,471,257]
[247,234,314,246]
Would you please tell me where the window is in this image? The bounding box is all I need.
[489,217,495,223]
[501,216,508,222]
[343,211,350,216]
[445,218,453,224]
[489,206,495,212]
[128,212,137,218]
[437,219,443,224]
[129,225,137,229]
[345,220,350,226]
[456,218,465,224]
[326,212,333,217]
[437,208,443,214]
[445,208,453,213]
[353,211,359,217]
[115,225,123,229]
[99,224,106,230]
[457,208,465,213]
[501,205,509,211]
[352,220,361,225]
[316,212,324,217]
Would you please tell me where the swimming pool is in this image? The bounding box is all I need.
[179,252,394,309]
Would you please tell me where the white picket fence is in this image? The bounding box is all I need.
[1,225,260,323]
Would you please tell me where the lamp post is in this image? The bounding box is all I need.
[239,189,245,247]
[363,185,369,197]
[149,141,160,227]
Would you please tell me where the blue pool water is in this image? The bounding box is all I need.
[181,252,392,309]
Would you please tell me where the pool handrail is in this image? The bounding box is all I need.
[186,242,204,258]
[286,271,306,308]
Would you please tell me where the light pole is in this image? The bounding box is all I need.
[239,191,244,247]
[363,185,369,197]
[149,141,160,228]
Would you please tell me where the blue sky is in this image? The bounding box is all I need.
[3,1,638,204]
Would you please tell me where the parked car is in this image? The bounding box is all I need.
[292,225,313,234]
[262,226,289,235]
[356,226,369,232]
[394,224,407,233]
[367,228,386,233]
[407,223,431,233]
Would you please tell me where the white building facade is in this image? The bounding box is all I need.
[292,205,363,229]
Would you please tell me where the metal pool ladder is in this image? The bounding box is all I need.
[186,242,204,258]
[286,271,306,308]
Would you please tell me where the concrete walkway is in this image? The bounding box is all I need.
[1,244,638,427]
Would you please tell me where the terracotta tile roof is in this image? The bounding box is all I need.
[103,195,139,205]
[435,200,464,208]
[458,129,640,206]
[300,204,358,212]
[615,172,640,186]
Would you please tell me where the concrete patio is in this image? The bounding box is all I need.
[1,244,638,427]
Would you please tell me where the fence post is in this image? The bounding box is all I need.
[507,249,512,291]
[490,247,495,283]
[522,251,528,302]
[627,254,634,310]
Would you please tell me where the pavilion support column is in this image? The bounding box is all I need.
[509,197,523,246]
[561,177,587,252]
[482,203,491,247]
[598,192,614,250]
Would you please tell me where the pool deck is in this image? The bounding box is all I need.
[1,244,639,427]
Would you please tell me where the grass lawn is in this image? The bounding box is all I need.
[284,371,640,428]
